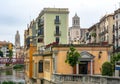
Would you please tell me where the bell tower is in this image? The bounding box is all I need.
[72,13,80,27]
[15,30,20,48]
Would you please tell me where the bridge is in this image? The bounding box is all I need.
[0,58,24,64]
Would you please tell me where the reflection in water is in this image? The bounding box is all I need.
[0,69,25,83]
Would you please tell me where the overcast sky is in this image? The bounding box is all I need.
[0,0,120,46]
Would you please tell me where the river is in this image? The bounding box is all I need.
[0,68,25,84]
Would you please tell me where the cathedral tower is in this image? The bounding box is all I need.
[15,30,20,48]
[72,13,80,27]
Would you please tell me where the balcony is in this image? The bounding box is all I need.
[116,36,118,40]
[38,19,44,27]
[54,19,61,24]
[54,31,61,36]
[38,33,44,37]
[104,29,108,33]
[38,29,44,37]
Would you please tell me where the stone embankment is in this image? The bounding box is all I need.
[0,66,12,70]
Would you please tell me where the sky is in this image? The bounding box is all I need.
[0,0,120,46]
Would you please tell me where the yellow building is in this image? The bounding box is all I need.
[31,44,112,84]
[24,22,37,83]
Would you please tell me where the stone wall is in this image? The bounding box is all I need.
[51,74,120,84]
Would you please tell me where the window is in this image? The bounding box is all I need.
[56,16,59,21]
[56,37,59,43]
[38,38,43,43]
[113,16,115,19]
[38,28,44,36]
[38,61,43,73]
[55,16,60,24]
[113,25,115,32]
[56,26,59,34]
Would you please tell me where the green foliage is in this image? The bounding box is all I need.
[0,50,3,57]
[6,50,13,66]
[6,70,13,75]
[91,32,96,37]
[102,62,113,76]
[13,64,24,70]
[18,82,24,84]
[2,81,8,84]
[7,81,15,84]
[65,46,80,67]
[111,53,120,72]
[8,50,13,58]
[2,81,15,84]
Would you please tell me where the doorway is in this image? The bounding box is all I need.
[79,62,88,74]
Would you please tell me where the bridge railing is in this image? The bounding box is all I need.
[0,58,24,64]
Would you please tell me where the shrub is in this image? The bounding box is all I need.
[2,81,15,84]
[13,64,24,70]
[2,81,8,84]
[102,62,113,76]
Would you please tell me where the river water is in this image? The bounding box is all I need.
[0,69,25,84]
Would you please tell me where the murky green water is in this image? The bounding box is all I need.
[0,68,25,84]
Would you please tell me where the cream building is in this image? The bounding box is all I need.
[99,14,114,44]
[87,14,114,45]
[114,8,120,52]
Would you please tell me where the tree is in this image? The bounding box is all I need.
[0,50,3,57]
[91,32,96,38]
[6,50,13,66]
[102,62,113,76]
[91,32,96,42]
[8,50,13,58]
[65,46,80,67]
[111,53,120,73]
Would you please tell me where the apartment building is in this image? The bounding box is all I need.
[37,8,69,49]
[24,8,69,84]
[99,14,114,44]
[87,14,114,45]
[87,23,99,43]
[114,8,120,52]
[0,41,13,57]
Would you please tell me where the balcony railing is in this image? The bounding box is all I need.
[54,20,61,24]
[38,19,44,27]
[54,31,61,36]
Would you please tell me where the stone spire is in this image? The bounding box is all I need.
[15,30,20,48]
